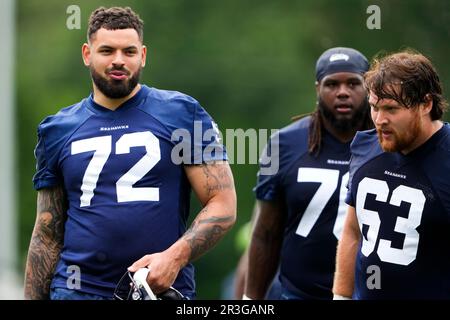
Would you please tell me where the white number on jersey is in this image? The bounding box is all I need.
[356,177,425,266]
[295,168,349,239]
[71,131,161,207]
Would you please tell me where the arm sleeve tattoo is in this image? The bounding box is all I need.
[182,162,236,261]
[24,185,67,300]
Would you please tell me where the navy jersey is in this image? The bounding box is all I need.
[255,116,351,299]
[33,85,226,298]
[347,124,450,299]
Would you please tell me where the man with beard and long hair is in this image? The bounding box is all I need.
[333,50,450,299]
[241,47,373,300]
[24,6,236,300]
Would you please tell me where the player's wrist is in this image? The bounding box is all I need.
[167,241,190,268]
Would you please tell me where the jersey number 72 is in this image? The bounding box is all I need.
[71,131,161,207]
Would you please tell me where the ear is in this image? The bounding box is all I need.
[421,93,433,117]
[141,45,147,68]
[82,43,91,66]
[315,81,320,97]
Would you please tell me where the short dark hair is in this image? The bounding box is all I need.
[87,7,144,42]
[365,49,448,120]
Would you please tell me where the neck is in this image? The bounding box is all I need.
[92,83,141,110]
[401,120,443,155]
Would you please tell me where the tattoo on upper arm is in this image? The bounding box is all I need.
[25,185,68,299]
[183,206,235,261]
[200,162,234,196]
[36,186,67,243]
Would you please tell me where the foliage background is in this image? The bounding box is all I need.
[16,0,450,298]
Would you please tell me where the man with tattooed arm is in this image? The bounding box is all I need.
[24,6,236,300]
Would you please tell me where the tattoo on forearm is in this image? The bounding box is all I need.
[201,163,234,195]
[183,207,234,261]
[25,186,67,300]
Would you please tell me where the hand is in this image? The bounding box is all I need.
[128,251,182,294]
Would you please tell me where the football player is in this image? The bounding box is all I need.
[333,50,450,299]
[24,6,236,300]
[244,47,373,300]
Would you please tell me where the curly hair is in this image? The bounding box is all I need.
[87,7,144,42]
[365,49,448,120]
